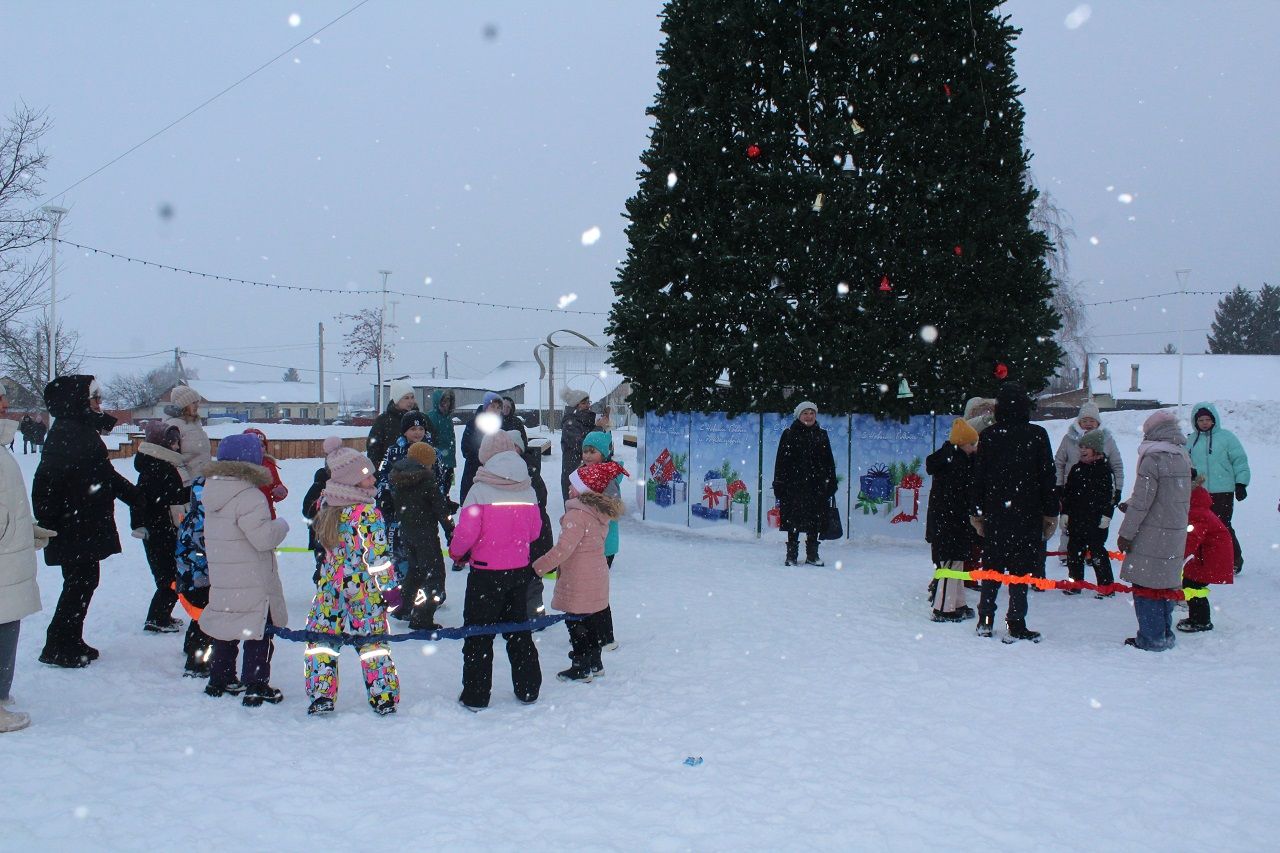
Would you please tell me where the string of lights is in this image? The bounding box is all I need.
[1083,288,1258,307]
[51,237,610,316]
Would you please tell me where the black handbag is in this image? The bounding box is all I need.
[820,497,843,540]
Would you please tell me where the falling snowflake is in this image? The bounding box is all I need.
[667,170,678,189]
[288,13,301,27]
[836,282,850,295]
[1090,698,1102,709]
[1064,4,1092,29]
[414,315,421,324]
[557,293,578,309]
[1117,193,1134,204]
[227,365,237,373]
[1089,236,1100,245]
[581,226,601,246]
[920,325,939,343]
[424,276,433,285]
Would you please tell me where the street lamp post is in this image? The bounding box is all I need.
[377,270,391,411]
[42,206,68,385]
[1175,268,1191,419]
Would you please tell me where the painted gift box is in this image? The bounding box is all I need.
[691,473,730,520]
[890,472,924,524]
[858,464,893,501]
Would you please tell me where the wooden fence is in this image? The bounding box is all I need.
[108,434,366,461]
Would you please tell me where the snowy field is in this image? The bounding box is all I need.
[2,406,1278,851]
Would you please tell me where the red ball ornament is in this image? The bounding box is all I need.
[994,363,1009,380]
[943,83,953,98]
[878,275,892,292]
[746,144,761,160]
[953,245,963,256]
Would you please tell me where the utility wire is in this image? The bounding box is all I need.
[37,0,374,204]
[1083,288,1258,307]
[53,237,610,316]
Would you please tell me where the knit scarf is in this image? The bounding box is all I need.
[1136,440,1189,468]
[321,482,376,508]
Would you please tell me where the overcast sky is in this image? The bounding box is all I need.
[4,1,1277,403]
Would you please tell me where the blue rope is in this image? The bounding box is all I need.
[267,612,580,648]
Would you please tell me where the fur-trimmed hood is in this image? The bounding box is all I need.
[389,457,435,488]
[570,491,624,521]
[137,441,184,467]
[203,460,272,487]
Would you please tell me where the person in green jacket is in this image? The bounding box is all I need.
[1187,402,1250,573]
[425,389,457,505]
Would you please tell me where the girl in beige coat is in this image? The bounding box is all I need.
[200,434,290,706]
[533,462,625,684]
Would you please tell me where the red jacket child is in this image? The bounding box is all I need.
[243,428,288,519]
[1184,485,1233,585]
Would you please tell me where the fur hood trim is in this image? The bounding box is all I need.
[203,459,272,487]
[389,458,435,488]
[574,491,624,520]
[137,441,185,467]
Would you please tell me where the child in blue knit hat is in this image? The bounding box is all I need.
[579,430,623,651]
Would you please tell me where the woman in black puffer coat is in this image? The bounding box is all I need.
[33,376,139,667]
[773,401,837,566]
[924,418,980,621]
[130,421,191,634]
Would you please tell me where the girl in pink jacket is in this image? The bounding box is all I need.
[534,462,626,683]
[449,434,543,710]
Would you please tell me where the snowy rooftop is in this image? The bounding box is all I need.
[1087,353,1280,404]
[177,380,330,404]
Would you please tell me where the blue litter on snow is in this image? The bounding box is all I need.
[683,756,703,767]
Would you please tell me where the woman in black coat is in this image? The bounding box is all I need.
[130,421,190,633]
[924,418,980,621]
[33,375,139,667]
[773,401,837,566]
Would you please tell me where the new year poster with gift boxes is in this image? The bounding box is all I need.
[761,413,852,539]
[686,413,760,530]
[848,414,935,539]
[641,411,692,525]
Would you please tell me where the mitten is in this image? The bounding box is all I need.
[1117,536,1134,553]
[1098,517,1111,529]
[131,527,149,540]
[1042,516,1058,541]
[969,516,985,537]
[1235,484,1247,502]
[1112,489,1122,507]
[271,484,289,502]
[33,524,57,550]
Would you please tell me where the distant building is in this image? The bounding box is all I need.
[133,380,341,423]
[0,375,42,412]
[1040,353,1280,414]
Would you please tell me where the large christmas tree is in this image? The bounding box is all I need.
[608,0,1062,416]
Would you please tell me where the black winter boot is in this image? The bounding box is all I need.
[1003,620,1042,643]
[976,615,994,638]
[804,536,823,567]
[785,533,799,566]
[241,683,284,707]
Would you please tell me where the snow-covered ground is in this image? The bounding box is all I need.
[2,407,1277,850]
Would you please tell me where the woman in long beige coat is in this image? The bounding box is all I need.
[164,385,211,485]
[1116,410,1191,652]
[200,434,289,706]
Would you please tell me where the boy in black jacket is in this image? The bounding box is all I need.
[389,441,455,630]
[131,421,190,634]
[1060,429,1116,596]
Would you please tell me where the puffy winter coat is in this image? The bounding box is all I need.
[367,400,415,470]
[199,460,290,641]
[1184,486,1233,585]
[560,406,596,473]
[924,442,976,563]
[130,442,190,533]
[1118,421,1191,589]
[458,407,491,502]
[33,376,139,567]
[164,412,211,485]
[425,389,457,469]
[1186,402,1250,494]
[533,492,621,615]
[0,419,40,623]
[1054,422,1124,494]
[388,457,455,557]
[1061,457,1116,535]
[773,419,838,533]
[301,465,329,554]
[449,451,542,570]
[968,400,1058,570]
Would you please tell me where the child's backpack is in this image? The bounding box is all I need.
[175,477,209,594]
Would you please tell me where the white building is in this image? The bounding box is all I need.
[1086,353,1280,408]
[133,380,341,423]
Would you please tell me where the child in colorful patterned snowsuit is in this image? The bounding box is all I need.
[304,438,399,716]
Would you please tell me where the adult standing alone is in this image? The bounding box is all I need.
[1116,410,1192,651]
[164,385,211,486]
[1186,402,1249,573]
[33,376,138,667]
[559,388,596,505]
[968,383,1058,642]
[1,381,53,731]
[367,380,418,471]
[772,402,837,567]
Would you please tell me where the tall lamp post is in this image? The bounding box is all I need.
[1175,268,1191,419]
[42,206,68,385]
[532,329,598,431]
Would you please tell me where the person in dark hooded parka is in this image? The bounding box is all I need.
[968,382,1058,643]
[33,376,139,667]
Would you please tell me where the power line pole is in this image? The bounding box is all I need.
[377,270,390,411]
[443,350,449,380]
[43,206,67,384]
[318,321,325,425]
[1175,268,1191,418]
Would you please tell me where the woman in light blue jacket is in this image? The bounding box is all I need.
[1186,402,1250,573]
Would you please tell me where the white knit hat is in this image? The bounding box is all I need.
[560,387,590,406]
[389,379,415,405]
[171,385,200,410]
[1077,400,1101,422]
[793,400,818,420]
